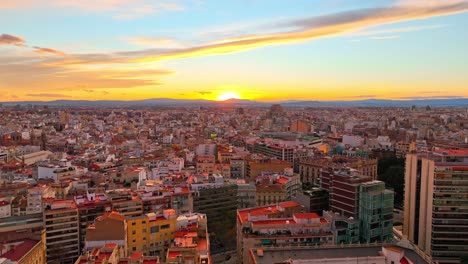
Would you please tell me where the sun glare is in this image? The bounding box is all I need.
[217,91,241,101]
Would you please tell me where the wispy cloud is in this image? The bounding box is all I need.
[343,94,377,98]
[196,90,212,95]
[126,37,187,48]
[26,93,72,98]
[0,33,26,47]
[33,46,67,56]
[0,0,185,19]
[112,2,184,19]
[80,88,111,95]
[1,33,68,55]
[2,1,467,96]
[0,61,174,92]
[399,95,465,100]
[43,1,468,66]
[370,35,400,40]
[347,24,446,37]
[418,90,443,94]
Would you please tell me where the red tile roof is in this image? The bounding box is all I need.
[252,219,297,225]
[400,257,410,264]
[104,243,117,249]
[1,239,39,261]
[276,177,289,184]
[278,201,300,208]
[294,213,319,219]
[168,251,181,258]
[435,149,468,155]
[129,252,143,260]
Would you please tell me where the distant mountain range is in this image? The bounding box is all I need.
[0,98,467,107]
[279,98,468,107]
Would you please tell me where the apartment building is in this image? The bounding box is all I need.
[192,183,238,231]
[107,189,143,217]
[126,209,177,259]
[237,207,334,264]
[43,199,80,264]
[84,211,127,252]
[75,192,111,251]
[358,181,394,243]
[166,213,211,264]
[404,150,468,263]
[196,156,215,175]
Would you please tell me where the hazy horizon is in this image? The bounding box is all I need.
[1,0,468,102]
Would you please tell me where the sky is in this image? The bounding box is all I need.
[1,0,468,102]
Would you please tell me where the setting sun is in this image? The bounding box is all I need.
[217,91,241,101]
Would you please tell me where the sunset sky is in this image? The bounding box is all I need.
[1,0,468,102]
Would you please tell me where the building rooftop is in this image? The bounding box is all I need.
[249,245,429,264]
[238,201,303,224]
[434,149,468,156]
[1,239,39,261]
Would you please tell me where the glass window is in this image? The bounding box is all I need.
[151,226,159,233]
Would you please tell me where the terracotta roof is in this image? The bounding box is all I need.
[168,251,181,258]
[400,257,410,264]
[294,213,320,219]
[435,149,468,155]
[278,201,300,208]
[1,239,39,261]
[129,252,143,260]
[143,261,159,264]
[252,219,297,225]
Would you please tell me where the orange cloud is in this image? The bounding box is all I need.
[1,1,467,100]
[0,33,26,47]
[41,2,467,67]
[0,62,174,92]
[33,46,67,56]
[26,93,72,98]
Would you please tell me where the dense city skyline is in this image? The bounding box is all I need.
[1,0,468,102]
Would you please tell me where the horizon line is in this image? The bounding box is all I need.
[1,97,467,104]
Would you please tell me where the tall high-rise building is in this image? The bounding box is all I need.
[359,181,394,243]
[404,150,468,264]
[327,169,394,243]
[43,200,80,264]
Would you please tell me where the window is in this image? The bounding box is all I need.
[143,228,147,233]
[132,247,136,251]
[161,224,170,230]
[132,230,136,235]
[132,222,136,226]
[151,226,159,233]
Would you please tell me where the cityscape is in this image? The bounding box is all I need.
[1,1,468,264]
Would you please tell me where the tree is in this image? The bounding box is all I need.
[378,158,405,207]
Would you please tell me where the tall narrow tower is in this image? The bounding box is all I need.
[403,150,468,263]
[40,130,47,151]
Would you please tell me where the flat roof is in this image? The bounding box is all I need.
[250,245,429,264]
[434,149,468,156]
